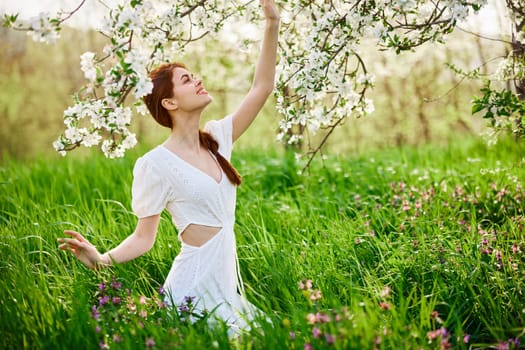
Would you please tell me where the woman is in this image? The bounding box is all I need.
[58,0,279,332]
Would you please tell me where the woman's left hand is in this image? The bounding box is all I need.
[261,0,280,22]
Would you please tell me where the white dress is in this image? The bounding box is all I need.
[131,115,259,331]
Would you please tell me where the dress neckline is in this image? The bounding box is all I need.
[159,145,224,185]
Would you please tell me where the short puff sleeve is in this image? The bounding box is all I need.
[131,157,170,218]
[204,115,233,160]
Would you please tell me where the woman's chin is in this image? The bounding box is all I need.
[203,95,213,106]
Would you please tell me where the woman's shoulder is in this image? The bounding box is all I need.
[204,115,233,135]
[134,146,167,170]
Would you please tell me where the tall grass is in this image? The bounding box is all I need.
[1,137,523,349]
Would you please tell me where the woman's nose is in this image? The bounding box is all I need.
[194,79,202,86]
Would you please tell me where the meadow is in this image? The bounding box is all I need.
[0,136,523,349]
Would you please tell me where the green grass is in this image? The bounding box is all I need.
[1,137,524,349]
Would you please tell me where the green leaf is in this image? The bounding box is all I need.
[471,103,485,114]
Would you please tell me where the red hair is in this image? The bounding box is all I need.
[143,63,242,186]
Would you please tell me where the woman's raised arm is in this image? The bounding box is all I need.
[58,215,161,269]
[231,0,279,142]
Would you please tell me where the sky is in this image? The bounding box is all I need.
[0,0,121,28]
[0,0,510,35]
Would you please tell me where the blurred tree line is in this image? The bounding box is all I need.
[0,22,506,161]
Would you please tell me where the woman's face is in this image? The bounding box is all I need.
[170,67,212,112]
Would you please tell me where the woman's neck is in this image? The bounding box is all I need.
[165,111,202,152]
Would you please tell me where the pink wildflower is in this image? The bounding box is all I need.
[325,333,336,345]
[305,280,313,289]
[379,302,391,310]
[496,341,510,350]
[316,312,330,323]
[145,337,155,348]
[380,286,391,298]
[312,327,321,339]
[306,313,317,324]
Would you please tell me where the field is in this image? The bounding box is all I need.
[0,137,524,349]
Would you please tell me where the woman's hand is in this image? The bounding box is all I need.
[261,0,280,22]
[57,230,103,269]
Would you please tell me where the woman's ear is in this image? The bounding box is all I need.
[161,98,178,111]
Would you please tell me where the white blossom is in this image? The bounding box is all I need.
[53,140,66,156]
[80,52,97,82]
[122,133,138,149]
[22,12,61,44]
[81,132,102,147]
[135,102,149,116]
[449,4,470,22]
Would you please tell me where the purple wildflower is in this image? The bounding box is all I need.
[184,296,196,304]
[511,338,520,347]
[98,295,110,306]
[145,337,155,348]
[289,331,295,340]
[312,327,321,339]
[98,283,106,291]
[304,343,313,350]
[112,297,121,305]
[110,280,122,290]
[91,305,100,320]
[179,304,189,313]
[325,333,336,345]
[158,287,165,295]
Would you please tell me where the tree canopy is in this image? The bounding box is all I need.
[2,0,523,161]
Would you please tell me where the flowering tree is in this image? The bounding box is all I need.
[469,0,525,143]
[2,0,494,162]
